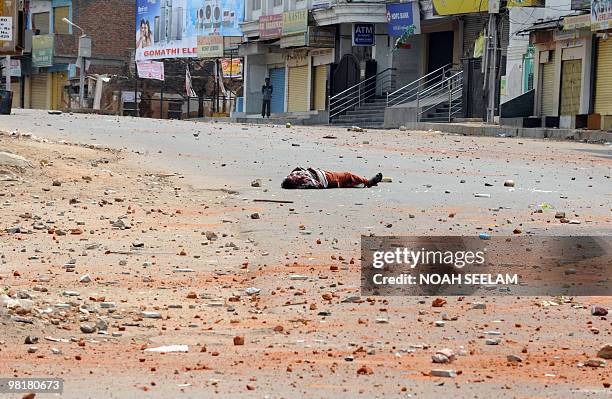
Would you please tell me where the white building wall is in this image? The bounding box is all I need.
[502,0,573,103]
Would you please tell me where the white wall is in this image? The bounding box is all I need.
[503,0,573,103]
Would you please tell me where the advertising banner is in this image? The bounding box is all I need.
[221,58,242,78]
[197,34,223,57]
[32,35,54,67]
[135,0,244,61]
[282,9,308,36]
[137,60,165,80]
[259,13,283,39]
[386,2,421,37]
[592,0,612,31]
[352,23,375,46]
[432,0,486,15]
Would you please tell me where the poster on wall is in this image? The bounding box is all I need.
[0,17,12,41]
[135,0,244,61]
[386,2,421,37]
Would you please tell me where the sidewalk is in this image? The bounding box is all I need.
[400,121,612,143]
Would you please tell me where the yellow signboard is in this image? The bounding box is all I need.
[432,0,486,15]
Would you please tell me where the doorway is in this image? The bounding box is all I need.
[428,31,454,73]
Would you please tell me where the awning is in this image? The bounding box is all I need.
[515,18,563,36]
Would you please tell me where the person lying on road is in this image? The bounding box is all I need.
[281,167,383,189]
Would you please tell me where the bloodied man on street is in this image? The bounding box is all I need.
[281,167,383,189]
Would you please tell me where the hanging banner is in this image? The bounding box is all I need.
[197,34,223,57]
[352,23,375,46]
[592,0,612,31]
[259,13,283,39]
[135,0,244,61]
[137,60,165,80]
[32,35,54,67]
[282,9,308,36]
[432,0,486,15]
[386,2,421,37]
[221,58,242,78]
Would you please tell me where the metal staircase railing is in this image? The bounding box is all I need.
[328,68,395,123]
[416,70,463,122]
[386,64,452,107]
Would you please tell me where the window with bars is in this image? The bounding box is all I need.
[273,0,283,7]
[53,7,70,34]
[252,0,261,10]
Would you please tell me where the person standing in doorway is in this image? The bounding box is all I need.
[261,77,273,118]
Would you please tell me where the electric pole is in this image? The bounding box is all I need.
[486,0,500,123]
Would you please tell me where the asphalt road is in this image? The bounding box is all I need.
[2,109,610,245]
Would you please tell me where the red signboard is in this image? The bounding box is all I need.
[259,14,283,39]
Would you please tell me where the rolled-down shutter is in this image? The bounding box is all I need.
[313,64,327,111]
[540,60,555,116]
[287,65,309,112]
[269,67,285,114]
[595,38,612,115]
[30,73,48,109]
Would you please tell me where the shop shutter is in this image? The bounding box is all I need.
[51,71,68,110]
[30,73,48,109]
[559,59,581,116]
[287,65,309,112]
[462,15,485,58]
[269,67,285,114]
[595,38,612,115]
[313,64,327,111]
[540,60,555,116]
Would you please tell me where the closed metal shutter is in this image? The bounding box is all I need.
[30,73,48,109]
[595,38,612,115]
[269,67,285,114]
[462,15,485,58]
[313,64,327,111]
[559,59,581,116]
[287,65,309,112]
[540,59,555,116]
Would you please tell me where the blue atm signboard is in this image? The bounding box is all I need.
[352,23,375,46]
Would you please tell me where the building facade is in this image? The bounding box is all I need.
[20,0,135,110]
